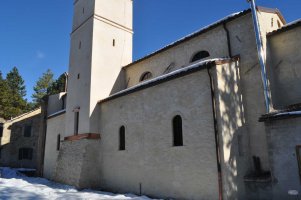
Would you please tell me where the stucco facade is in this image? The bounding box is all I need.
[267,25,301,109]
[43,113,65,180]
[42,0,301,199]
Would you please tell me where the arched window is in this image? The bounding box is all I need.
[173,115,183,146]
[191,51,210,63]
[119,126,125,151]
[163,62,176,74]
[139,72,152,82]
[277,20,281,28]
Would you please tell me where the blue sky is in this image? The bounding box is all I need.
[0,0,300,101]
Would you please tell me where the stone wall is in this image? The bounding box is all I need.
[54,139,101,189]
[265,117,301,199]
[99,70,219,199]
[0,109,42,170]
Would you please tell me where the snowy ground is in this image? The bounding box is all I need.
[0,168,156,200]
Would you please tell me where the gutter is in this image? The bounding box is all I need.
[207,67,223,200]
[223,23,233,57]
[37,98,49,177]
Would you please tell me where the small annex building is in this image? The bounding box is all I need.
[0,108,46,175]
[42,0,301,199]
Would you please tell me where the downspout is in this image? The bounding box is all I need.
[248,0,270,113]
[223,23,233,58]
[64,72,68,92]
[38,97,49,177]
[207,66,223,200]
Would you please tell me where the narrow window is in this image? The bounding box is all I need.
[191,51,210,63]
[79,41,82,49]
[173,115,183,146]
[57,134,61,151]
[61,95,66,110]
[113,39,115,47]
[119,126,125,151]
[296,145,301,181]
[19,148,33,160]
[277,20,281,28]
[0,126,3,138]
[139,72,152,82]
[18,149,22,160]
[74,111,79,135]
[271,18,274,27]
[77,73,80,79]
[82,7,85,14]
[24,125,32,137]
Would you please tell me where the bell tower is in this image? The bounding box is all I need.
[65,0,133,136]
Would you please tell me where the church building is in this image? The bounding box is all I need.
[42,0,301,199]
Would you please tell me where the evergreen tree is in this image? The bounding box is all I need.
[32,69,54,105]
[47,73,67,95]
[0,71,11,119]
[5,67,28,118]
[6,67,26,98]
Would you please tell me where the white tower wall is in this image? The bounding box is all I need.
[65,0,133,136]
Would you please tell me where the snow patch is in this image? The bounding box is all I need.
[47,109,66,118]
[275,110,301,116]
[0,167,158,200]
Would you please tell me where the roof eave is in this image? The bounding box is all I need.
[99,57,238,104]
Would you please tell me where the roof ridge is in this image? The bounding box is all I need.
[8,108,41,122]
[122,9,251,69]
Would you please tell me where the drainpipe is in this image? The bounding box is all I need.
[207,67,223,200]
[248,0,270,113]
[64,72,68,92]
[223,23,232,58]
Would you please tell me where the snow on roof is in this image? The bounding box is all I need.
[259,104,301,122]
[280,18,301,29]
[99,58,233,103]
[123,9,250,69]
[275,110,301,116]
[47,109,66,119]
[268,18,301,36]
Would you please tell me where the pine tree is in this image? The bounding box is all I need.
[5,67,28,119]
[0,71,11,119]
[6,67,26,98]
[32,69,54,105]
[47,73,67,95]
